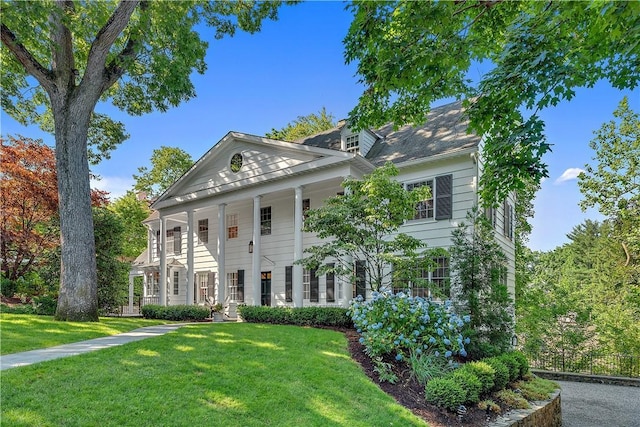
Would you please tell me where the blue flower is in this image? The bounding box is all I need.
[395,353,403,361]
[463,315,471,323]
[437,328,444,336]
[435,351,440,357]
[359,337,365,344]
[460,348,467,357]
[429,336,436,344]
[464,337,470,344]
[443,338,451,346]
[445,351,452,358]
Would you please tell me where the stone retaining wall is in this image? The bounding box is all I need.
[532,369,640,388]
[489,389,561,427]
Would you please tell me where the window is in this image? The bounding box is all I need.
[303,269,311,300]
[173,271,179,295]
[302,198,310,219]
[196,272,215,304]
[484,206,497,228]
[227,214,238,239]
[407,180,434,219]
[326,265,335,303]
[345,134,359,153]
[198,219,209,244]
[285,266,293,302]
[498,265,508,287]
[155,230,160,258]
[227,270,244,302]
[392,257,450,299]
[166,228,174,253]
[407,174,453,221]
[260,206,271,235]
[166,226,181,254]
[230,153,243,173]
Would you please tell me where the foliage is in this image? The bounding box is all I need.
[0,275,18,298]
[478,399,501,414]
[133,146,193,199]
[372,357,399,384]
[495,389,529,410]
[578,97,640,271]
[498,352,520,383]
[237,305,352,328]
[424,377,466,411]
[343,1,639,205]
[350,292,470,364]
[450,208,514,359]
[141,304,209,321]
[301,162,432,291]
[451,368,482,404]
[461,361,495,396]
[0,323,426,426]
[265,107,336,141]
[1,1,290,321]
[108,190,151,259]
[0,136,59,281]
[407,351,453,386]
[514,377,558,402]
[484,357,510,391]
[32,295,58,316]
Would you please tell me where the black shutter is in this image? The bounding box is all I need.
[435,174,453,220]
[174,226,182,254]
[310,268,319,302]
[156,230,160,257]
[237,269,244,302]
[194,273,198,304]
[355,260,366,300]
[326,264,335,303]
[285,266,293,302]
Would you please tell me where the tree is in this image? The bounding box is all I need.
[133,146,193,199]
[1,1,289,320]
[108,190,151,259]
[265,107,336,141]
[578,97,640,268]
[0,136,58,282]
[300,162,432,292]
[343,1,639,204]
[450,208,513,359]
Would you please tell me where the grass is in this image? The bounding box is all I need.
[515,375,559,401]
[0,322,427,426]
[0,314,169,355]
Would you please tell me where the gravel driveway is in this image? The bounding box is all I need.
[558,380,640,427]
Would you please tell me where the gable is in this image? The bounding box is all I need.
[152,132,357,210]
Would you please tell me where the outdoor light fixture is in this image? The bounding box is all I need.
[511,334,518,348]
[248,241,254,253]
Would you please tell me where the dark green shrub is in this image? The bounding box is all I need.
[238,306,352,328]
[141,304,208,321]
[485,357,510,390]
[508,351,530,377]
[0,303,36,314]
[33,295,57,315]
[451,369,482,403]
[461,361,495,395]
[0,276,18,298]
[498,353,520,382]
[425,377,466,411]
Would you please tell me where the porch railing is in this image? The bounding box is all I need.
[527,351,639,378]
[141,296,159,306]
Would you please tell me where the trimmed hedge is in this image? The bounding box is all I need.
[425,350,531,412]
[237,306,352,328]
[141,304,209,321]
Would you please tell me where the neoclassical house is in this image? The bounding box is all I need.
[128,100,515,316]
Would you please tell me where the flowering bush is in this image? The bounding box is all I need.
[349,292,470,364]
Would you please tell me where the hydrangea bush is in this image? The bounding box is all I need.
[349,292,470,364]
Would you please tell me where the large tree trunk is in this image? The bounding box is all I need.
[53,94,99,322]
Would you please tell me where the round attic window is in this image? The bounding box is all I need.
[230,153,243,173]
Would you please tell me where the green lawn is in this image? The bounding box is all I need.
[0,322,427,426]
[0,314,169,355]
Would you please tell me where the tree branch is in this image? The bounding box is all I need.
[82,0,140,92]
[1,23,55,92]
[50,1,76,91]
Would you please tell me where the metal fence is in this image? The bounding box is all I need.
[527,352,639,378]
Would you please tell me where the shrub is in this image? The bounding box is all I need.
[495,389,529,409]
[485,357,510,391]
[451,369,482,403]
[0,303,36,314]
[460,361,495,395]
[141,304,209,321]
[349,292,470,365]
[408,350,453,386]
[32,294,57,315]
[0,276,18,298]
[514,376,558,401]
[498,353,521,382]
[238,306,352,328]
[478,399,501,414]
[508,351,530,377]
[425,377,466,411]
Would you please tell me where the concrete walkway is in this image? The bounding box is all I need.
[0,323,186,370]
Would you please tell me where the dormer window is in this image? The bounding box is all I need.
[345,134,359,153]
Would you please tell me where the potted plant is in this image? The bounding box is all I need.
[211,303,224,322]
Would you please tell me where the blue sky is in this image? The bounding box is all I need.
[1,1,638,252]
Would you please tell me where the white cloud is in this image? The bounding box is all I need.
[554,168,584,185]
[90,176,135,200]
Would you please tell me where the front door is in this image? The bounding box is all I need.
[261,271,271,306]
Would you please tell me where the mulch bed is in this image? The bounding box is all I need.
[342,328,497,427]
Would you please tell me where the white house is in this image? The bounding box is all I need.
[128,100,515,316]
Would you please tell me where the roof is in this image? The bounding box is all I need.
[294,100,480,166]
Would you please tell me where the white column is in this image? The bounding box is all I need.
[293,186,304,307]
[217,203,226,304]
[147,227,152,263]
[186,210,195,305]
[252,195,262,306]
[143,272,148,298]
[128,275,134,313]
[342,255,353,308]
[159,216,167,306]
